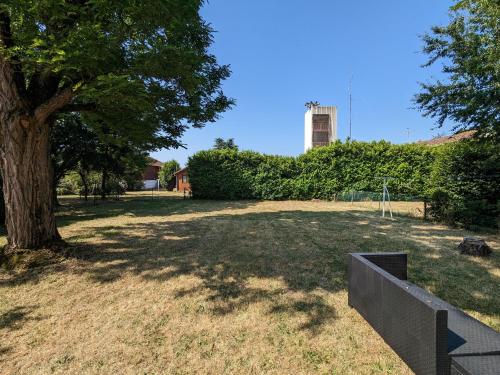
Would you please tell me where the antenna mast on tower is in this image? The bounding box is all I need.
[349,76,353,140]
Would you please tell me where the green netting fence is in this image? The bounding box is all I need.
[335,191,423,202]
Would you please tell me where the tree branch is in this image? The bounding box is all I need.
[60,102,97,113]
[27,71,63,107]
[34,88,74,125]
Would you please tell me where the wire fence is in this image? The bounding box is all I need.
[335,190,427,219]
[336,190,423,203]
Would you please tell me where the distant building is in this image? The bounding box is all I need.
[416,130,475,146]
[143,158,163,189]
[304,105,337,152]
[174,168,191,192]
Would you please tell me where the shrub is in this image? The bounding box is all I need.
[57,172,81,195]
[296,141,434,199]
[188,139,498,229]
[57,172,127,197]
[189,150,264,199]
[252,156,300,200]
[159,160,180,190]
[188,141,436,201]
[427,139,499,229]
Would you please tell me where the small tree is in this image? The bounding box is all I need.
[305,101,320,109]
[213,137,238,150]
[51,114,99,204]
[91,140,148,200]
[159,160,180,190]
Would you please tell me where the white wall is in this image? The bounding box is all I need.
[304,110,313,152]
[304,106,337,152]
[143,180,158,189]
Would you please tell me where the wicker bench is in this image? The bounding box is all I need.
[348,252,500,375]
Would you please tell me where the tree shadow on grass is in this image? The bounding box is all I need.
[0,346,11,356]
[63,210,359,333]
[2,207,499,332]
[0,306,43,358]
[55,196,259,229]
[79,209,498,326]
[79,210,498,323]
[0,305,41,330]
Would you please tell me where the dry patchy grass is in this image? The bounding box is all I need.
[0,193,498,374]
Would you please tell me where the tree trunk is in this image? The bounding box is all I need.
[52,176,61,207]
[0,113,61,251]
[78,170,89,201]
[101,169,107,200]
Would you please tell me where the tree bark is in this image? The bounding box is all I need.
[0,113,61,251]
[101,168,107,200]
[1,12,73,251]
[78,170,89,201]
[52,182,60,207]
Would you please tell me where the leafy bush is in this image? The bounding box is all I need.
[252,156,301,200]
[57,172,127,197]
[159,160,180,190]
[57,172,82,195]
[188,150,264,199]
[427,139,499,229]
[188,139,498,229]
[296,141,434,199]
[188,141,436,200]
[123,176,145,192]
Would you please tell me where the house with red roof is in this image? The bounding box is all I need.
[142,158,163,189]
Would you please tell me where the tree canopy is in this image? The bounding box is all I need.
[159,159,180,189]
[51,114,99,189]
[305,101,320,109]
[213,137,238,150]
[0,0,234,147]
[0,0,233,249]
[415,0,499,140]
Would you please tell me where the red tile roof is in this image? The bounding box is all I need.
[173,167,188,176]
[147,157,163,167]
[416,130,475,146]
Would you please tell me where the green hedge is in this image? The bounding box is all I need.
[426,139,499,229]
[188,150,264,199]
[188,139,498,229]
[296,141,434,199]
[188,141,435,200]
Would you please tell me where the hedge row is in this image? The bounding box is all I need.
[427,139,499,229]
[188,139,499,229]
[188,141,435,200]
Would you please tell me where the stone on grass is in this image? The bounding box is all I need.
[458,237,492,257]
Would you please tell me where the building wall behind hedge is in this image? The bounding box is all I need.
[188,141,436,200]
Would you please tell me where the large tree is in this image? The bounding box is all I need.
[415,0,499,140]
[0,1,233,251]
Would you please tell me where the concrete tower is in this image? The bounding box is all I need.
[304,105,337,152]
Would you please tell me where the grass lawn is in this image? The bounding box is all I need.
[1,192,499,374]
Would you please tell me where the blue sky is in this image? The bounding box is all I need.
[152,0,455,167]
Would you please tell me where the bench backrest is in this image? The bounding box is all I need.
[348,253,450,375]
